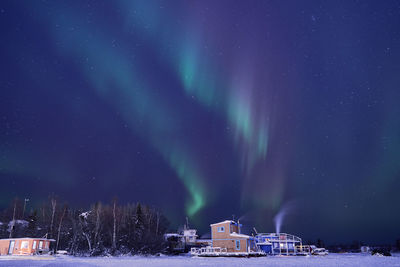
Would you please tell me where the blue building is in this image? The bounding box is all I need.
[255,233,307,255]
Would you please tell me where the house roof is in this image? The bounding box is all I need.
[210,220,236,226]
[0,238,56,242]
[230,232,251,239]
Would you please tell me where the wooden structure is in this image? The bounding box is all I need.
[0,238,55,256]
[210,220,256,253]
[191,220,263,257]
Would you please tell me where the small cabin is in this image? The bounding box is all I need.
[0,238,55,256]
[210,220,256,253]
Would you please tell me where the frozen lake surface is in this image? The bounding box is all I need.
[0,253,400,267]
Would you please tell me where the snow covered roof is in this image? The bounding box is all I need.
[230,232,251,239]
[210,220,236,226]
[197,239,212,243]
[0,237,56,241]
[256,233,302,242]
[164,233,181,237]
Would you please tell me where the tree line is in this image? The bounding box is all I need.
[0,197,170,256]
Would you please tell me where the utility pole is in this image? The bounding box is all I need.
[22,198,29,218]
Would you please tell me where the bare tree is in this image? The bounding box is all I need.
[50,197,57,238]
[82,230,92,252]
[41,202,46,221]
[94,202,102,249]
[112,198,117,250]
[22,198,29,219]
[9,199,17,238]
[69,211,79,255]
[147,207,153,233]
[1,196,169,255]
[56,205,67,252]
[79,211,92,253]
[156,211,160,235]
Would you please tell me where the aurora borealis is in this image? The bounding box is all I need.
[1,0,400,244]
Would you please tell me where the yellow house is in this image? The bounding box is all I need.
[210,220,256,253]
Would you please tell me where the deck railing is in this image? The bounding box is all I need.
[190,246,227,255]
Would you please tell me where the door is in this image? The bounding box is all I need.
[8,240,15,255]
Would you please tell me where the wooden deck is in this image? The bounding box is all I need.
[190,247,266,257]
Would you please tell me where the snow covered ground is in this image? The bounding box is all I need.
[0,253,400,267]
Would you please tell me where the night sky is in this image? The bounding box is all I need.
[1,0,399,244]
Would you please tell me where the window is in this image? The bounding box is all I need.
[217,226,225,232]
[33,241,37,249]
[21,241,29,249]
[39,241,43,249]
[8,240,15,255]
[235,240,241,250]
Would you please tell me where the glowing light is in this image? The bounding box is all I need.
[42,5,208,217]
[119,1,273,211]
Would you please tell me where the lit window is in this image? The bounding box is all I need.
[217,226,225,232]
[39,241,43,249]
[32,241,37,249]
[21,241,29,249]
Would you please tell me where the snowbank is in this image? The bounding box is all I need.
[0,253,399,267]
